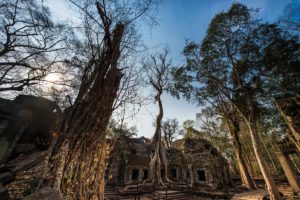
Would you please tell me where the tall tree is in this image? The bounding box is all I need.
[161,118,179,148]
[223,106,257,189]
[180,119,203,139]
[173,44,257,190]
[143,49,172,185]
[107,118,137,140]
[0,0,66,93]
[172,3,299,199]
[197,106,256,189]
[42,1,158,199]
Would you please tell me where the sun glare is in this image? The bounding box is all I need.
[45,73,60,82]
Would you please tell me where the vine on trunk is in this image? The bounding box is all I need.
[45,3,125,199]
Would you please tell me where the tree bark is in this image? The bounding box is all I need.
[290,155,300,175]
[275,144,300,193]
[228,155,239,175]
[244,150,256,178]
[245,94,282,200]
[149,90,170,185]
[276,98,300,152]
[225,118,257,190]
[259,134,279,175]
[46,21,125,200]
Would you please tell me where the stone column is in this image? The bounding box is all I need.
[182,168,187,181]
[276,148,300,193]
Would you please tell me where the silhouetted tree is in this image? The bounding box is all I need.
[107,118,137,139]
[0,0,66,93]
[143,49,172,185]
[161,118,179,148]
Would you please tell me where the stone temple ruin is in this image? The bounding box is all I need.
[0,95,59,164]
[0,95,59,199]
[1,95,299,199]
[106,136,230,188]
[0,95,233,199]
[275,96,300,194]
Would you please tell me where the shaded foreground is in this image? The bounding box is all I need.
[0,151,299,200]
[103,183,300,200]
[0,96,300,200]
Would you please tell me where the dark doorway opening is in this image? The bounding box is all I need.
[132,169,139,181]
[186,171,190,178]
[161,169,165,178]
[197,170,206,181]
[143,169,148,180]
[131,149,137,154]
[104,169,109,180]
[171,168,177,178]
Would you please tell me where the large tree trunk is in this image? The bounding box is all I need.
[276,97,300,152]
[245,94,282,200]
[275,144,300,193]
[149,91,170,185]
[244,150,256,178]
[290,155,300,175]
[225,118,257,190]
[46,20,125,200]
[259,134,279,175]
[228,155,239,175]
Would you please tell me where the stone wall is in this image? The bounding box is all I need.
[0,95,59,164]
[106,137,150,185]
[168,138,230,187]
[106,137,230,187]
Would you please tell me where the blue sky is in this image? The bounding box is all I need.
[140,0,295,59]
[134,0,295,138]
[45,0,297,138]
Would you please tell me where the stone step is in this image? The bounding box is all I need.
[104,186,119,200]
[147,190,192,200]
